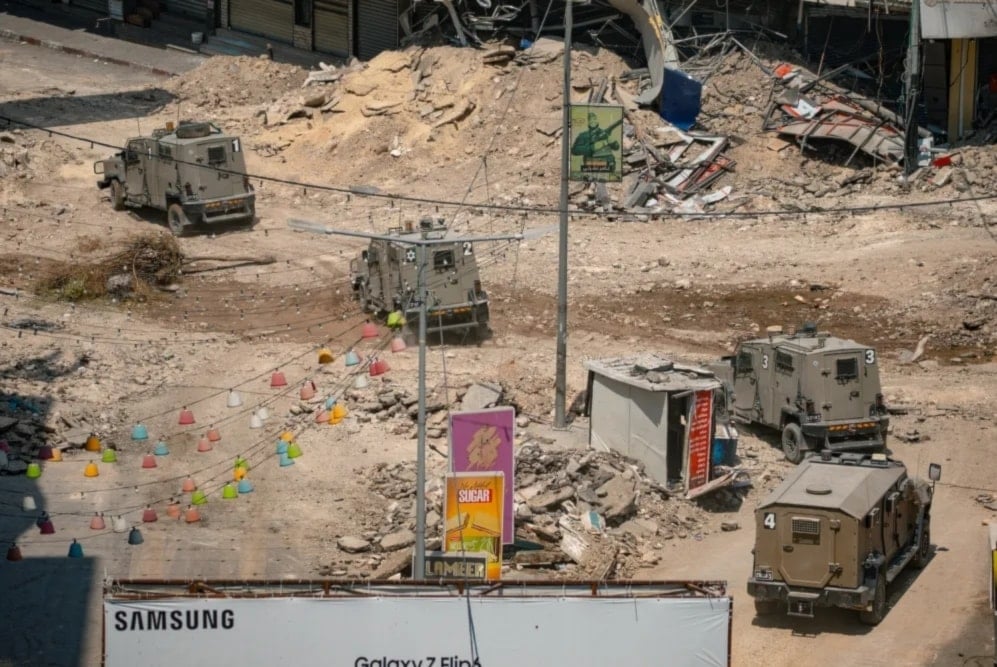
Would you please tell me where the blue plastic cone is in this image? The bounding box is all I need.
[154,440,170,456]
[237,478,254,494]
[131,424,148,441]
[276,441,288,455]
[279,452,295,467]
[68,539,84,558]
[128,527,144,545]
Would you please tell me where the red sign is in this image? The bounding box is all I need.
[686,390,714,494]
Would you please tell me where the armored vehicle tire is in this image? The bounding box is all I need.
[859,574,887,626]
[912,522,931,568]
[110,180,125,211]
[781,423,806,464]
[167,204,190,237]
[754,599,779,616]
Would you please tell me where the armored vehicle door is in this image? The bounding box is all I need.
[365,245,384,310]
[774,510,835,588]
[822,349,876,422]
[771,348,801,423]
[883,486,904,557]
[146,141,172,207]
[732,345,762,422]
[123,139,149,204]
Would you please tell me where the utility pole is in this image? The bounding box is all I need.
[903,0,921,175]
[554,0,573,429]
[288,219,521,579]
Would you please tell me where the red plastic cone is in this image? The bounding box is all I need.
[270,370,287,388]
[178,407,195,425]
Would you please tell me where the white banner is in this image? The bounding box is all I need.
[106,595,730,666]
[920,0,997,39]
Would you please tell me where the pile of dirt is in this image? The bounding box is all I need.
[167,55,308,111]
[36,232,183,301]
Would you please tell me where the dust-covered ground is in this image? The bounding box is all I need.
[1,36,996,667]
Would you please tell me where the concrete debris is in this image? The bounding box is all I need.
[460,382,503,411]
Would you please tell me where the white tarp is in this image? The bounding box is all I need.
[920,0,997,38]
[105,595,730,666]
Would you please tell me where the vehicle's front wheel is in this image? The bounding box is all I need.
[781,422,806,464]
[167,204,189,237]
[110,180,125,211]
[859,574,887,626]
[912,521,931,568]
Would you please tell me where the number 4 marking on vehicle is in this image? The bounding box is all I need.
[763,512,776,529]
[865,349,876,365]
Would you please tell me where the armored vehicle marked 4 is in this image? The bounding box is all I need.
[349,217,490,339]
[711,324,889,463]
[94,121,255,236]
[748,452,940,624]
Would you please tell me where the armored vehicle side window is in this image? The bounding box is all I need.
[125,141,142,164]
[433,250,455,270]
[158,144,173,162]
[736,351,753,375]
[836,357,858,380]
[207,146,226,166]
[775,351,794,373]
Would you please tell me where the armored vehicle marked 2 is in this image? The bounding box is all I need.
[349,217,490,338]
[711,324,889,463]
[94,121,255,236]
[748,452,940,624]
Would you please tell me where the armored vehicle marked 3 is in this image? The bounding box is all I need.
[711,324,889,463]
[94,121,255,236]
[748,451,940,624]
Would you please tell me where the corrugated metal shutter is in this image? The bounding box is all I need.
[167,0,207,20]
[72,0,108,14]
[355,0,397,61]
[230,0,293,43]
[313,0,348,55]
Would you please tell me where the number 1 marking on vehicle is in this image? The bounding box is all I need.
[232,138,241,152]
[763,512,776,529]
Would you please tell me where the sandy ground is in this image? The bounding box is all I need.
[1,37,996,667]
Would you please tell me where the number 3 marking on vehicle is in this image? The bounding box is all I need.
[763,512,776,530]
[865,349,876,365]
[462,241,473,256]
[761,354,769,370]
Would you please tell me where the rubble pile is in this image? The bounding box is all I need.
[167,55,307,112]
[321,441,747,580]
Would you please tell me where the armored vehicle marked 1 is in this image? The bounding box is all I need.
[711,324,889,463]
[349,217,490,338]
[748,452,940,624]
[94,121,255,236]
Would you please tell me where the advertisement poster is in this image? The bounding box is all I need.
[449,407,515,544]
[569,104,624,182]
[444,472,504,581]
[686,389,714,494]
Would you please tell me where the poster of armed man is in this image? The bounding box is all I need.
[569,104,624,182]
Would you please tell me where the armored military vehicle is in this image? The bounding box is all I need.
[711,324,889,463]
[94,121,255,236]
[748,452,940,624]
[349,216,490,338]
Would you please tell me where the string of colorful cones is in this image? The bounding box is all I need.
[5,317,406,561]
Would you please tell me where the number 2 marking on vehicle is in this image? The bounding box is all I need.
[761,354,769,370]
[462,241,473,256]
[763,512,776,530]
[865,349,876,365]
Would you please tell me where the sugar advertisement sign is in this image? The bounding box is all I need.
[449,407,515,543]
[444,472,504,581]
[686,389,714,494]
